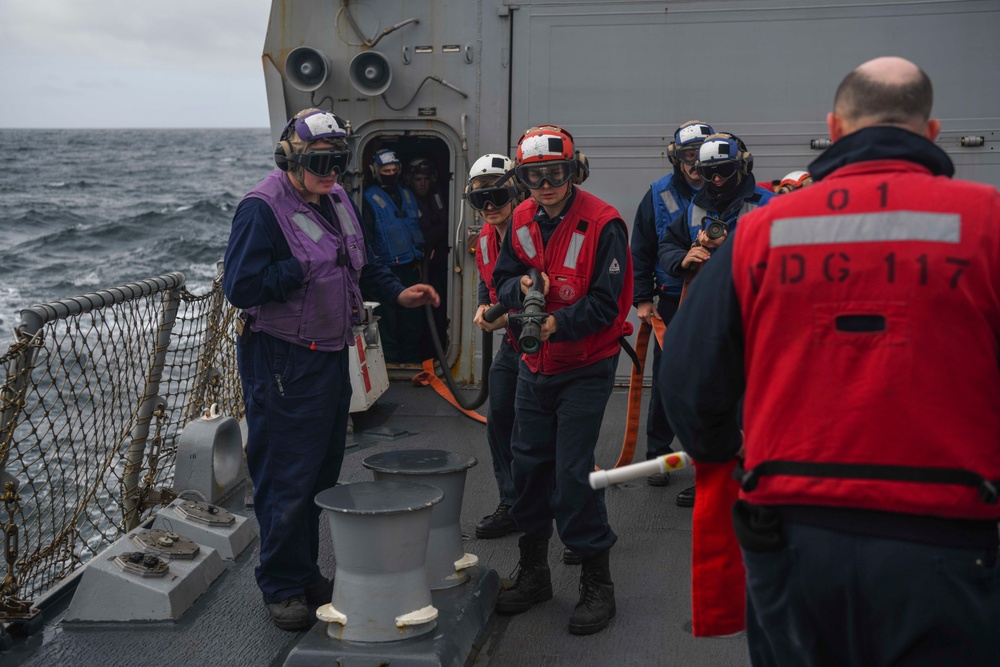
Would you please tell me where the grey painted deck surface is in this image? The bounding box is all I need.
[6,380,751,667]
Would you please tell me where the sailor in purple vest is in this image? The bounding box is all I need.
[222,109,439,631]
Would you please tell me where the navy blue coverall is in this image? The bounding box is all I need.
[223,195,404,604]
[492,190,628,557]
[478,276,518,506]
[630,176,697,460]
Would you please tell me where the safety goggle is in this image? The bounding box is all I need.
[467,185,518,211]
[675,148,700,165]
[514,161,576,189]
[291,150,352,177]
[696,161,738,182]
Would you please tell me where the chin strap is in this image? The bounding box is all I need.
[548,184,573,210]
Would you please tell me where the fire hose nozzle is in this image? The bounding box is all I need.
[589,452,693,489]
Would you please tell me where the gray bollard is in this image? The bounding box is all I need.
[363,449,478,590]
[314,481,442,643]
[173,409,248,504]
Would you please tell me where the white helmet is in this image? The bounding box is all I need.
[468,153,514,184]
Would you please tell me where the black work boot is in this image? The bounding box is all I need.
[568,549,616,635]
[495,533,553,614]
[676,484,696,508]
[264,593,312,631]
[476,503,519,539]
[562,547,582,565]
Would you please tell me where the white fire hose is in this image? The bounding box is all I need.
[589,452,693,490]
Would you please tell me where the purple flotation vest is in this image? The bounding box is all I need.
[245,171,366,351]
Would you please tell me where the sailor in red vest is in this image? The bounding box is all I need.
[467,153,523,539]
[492,125,633,635]
[660,57,1000,665]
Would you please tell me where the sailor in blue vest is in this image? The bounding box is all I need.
[630,120,713,501]
[362,149,426,363]
[659,133,774,282]
[223,109,439,631]
[657,133,773,509]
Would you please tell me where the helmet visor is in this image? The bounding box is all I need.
[292,150,352,177]
[696,161,738,182]
[515,161,575,189]
[467,185,517,211]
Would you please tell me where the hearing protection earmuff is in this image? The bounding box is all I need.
[573,151,590,185]
[273,116,298,172]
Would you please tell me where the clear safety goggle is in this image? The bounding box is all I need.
[674,147,700,165]
[514,160,576,189]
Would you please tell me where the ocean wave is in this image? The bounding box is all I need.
[47,180,94,189]
[0,127,272,347]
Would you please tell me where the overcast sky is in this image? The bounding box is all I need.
[0,1,273,128]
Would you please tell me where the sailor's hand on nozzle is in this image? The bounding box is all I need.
[636,301,656,325]
[540,314,557,341]
[397,284,440,308]
[520,272,549,296]
[474,304,508,333]
[681,242,712,270]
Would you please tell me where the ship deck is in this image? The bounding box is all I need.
[6,379,751,667]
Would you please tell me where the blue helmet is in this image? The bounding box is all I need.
[668,120,715,166]
[373,149,400,169]
[695,133,753,182]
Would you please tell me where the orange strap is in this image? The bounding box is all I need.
[412,359,487,424]
[650,315,666,349]
[611,320,652,469]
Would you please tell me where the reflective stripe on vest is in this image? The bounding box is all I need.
[517,225,537,259]
[479,234,491,264]
[564,230,586,269]
[770,212,960,247]
[660,188,680,214]
[290,212,324,242]
[333,198,359,237]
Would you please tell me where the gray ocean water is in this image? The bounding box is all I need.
[0,127,274,348]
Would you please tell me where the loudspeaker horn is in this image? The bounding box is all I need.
[285,46,329,92]
[349,51,392,96]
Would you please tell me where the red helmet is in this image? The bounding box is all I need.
[515,125,575,165]
[776,170,813,193]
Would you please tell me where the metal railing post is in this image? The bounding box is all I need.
[121,285,182,531]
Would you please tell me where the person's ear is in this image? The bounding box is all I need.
[924,118,941,141]
[826,112,844,142]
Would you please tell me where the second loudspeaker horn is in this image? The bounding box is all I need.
[349,51,392,96]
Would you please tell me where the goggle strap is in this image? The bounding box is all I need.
[493,169,517,188]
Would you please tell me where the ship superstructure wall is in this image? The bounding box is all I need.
[263,0,1000,383]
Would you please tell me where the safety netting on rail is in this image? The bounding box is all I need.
[0,271,243,620]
